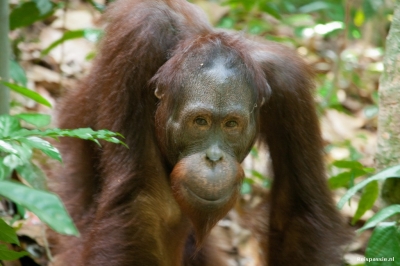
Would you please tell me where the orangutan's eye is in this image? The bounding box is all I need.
[195,118,208,126]
[225,121,238,128]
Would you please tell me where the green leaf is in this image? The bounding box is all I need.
[241,182,252,194]
[365,222,400,265]
[35,0,53,15]
[352,181,379,224]
[42,29,103,55]
[87,0,106,12]
[2,82,52,107]
[250,147,258,158]
[329,169,367,189]
[16,162,47,190]
[0,115,21,138]
[261,3,281,19]
[38,128,126,147]
[3,127,126,151]
[217,17,235,29]
[19,137,61,161]
[0,181,79,236]
[359,205,400,232]
[0,159,12,180]
[333,160,364,169]
[299,2,334,13]
[9,0,55,30]
[329,173,350,189]
[0,244,29,261]
[15,113,51,128]
[338,164,400,209]
[0,140,18,154]
[0,219,19,245]
[250,170,266,180]
[4,142,33,164]
[3,154,24,169]
[9,60,27,87]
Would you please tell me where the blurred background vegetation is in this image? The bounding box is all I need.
[0,0,399,265]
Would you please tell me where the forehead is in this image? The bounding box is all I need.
[181,59,255,110]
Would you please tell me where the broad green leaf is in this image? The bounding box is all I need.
[16,162,47,190]
[0,140,18,154]
[2,82,52,107]
[0,181,79,236]
[352,181,379,224]
[0,141,33,166]
[8,142,33,163]
[0,115,21,138]
[359,205,400,232]
[9,60,27,87]
[251,170,266,180]
[0,219,19,245]
[329,172,352,189]
[0,159,12,180]
[333,160,364,169]
[329,169,367,189]
[15,113,51,128]
[9,0,55,30]
[260,3,281,19]
[19,137,61,161]
[241,0,256,11]
[365,222,400,265]
[338,165,400,209]
[0,244,28,260]
[363,0,380,18]
[42,29,103,55]
[3,154,24,169]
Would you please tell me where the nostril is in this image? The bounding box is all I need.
[206,145,223,162]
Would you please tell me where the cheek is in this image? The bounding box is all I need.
[165,119,209,161]
[227,123,258,161]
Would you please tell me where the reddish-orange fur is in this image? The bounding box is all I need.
[49,0,351,265]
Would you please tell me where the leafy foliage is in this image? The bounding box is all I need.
[2,82,52,107]
[0,113,126,260]
[0,114,125,180]
[0,212,29,260]
[9,0,57,30]
[338,165,400,261]
[42,29,103,55]
[365,223,400,265]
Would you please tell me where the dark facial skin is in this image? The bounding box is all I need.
[166,59,258,166]
[156,59,258,240]
[157,58,256,210]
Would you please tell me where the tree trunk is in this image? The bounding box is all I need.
[376,1,400,204]
[0,0,10,115]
